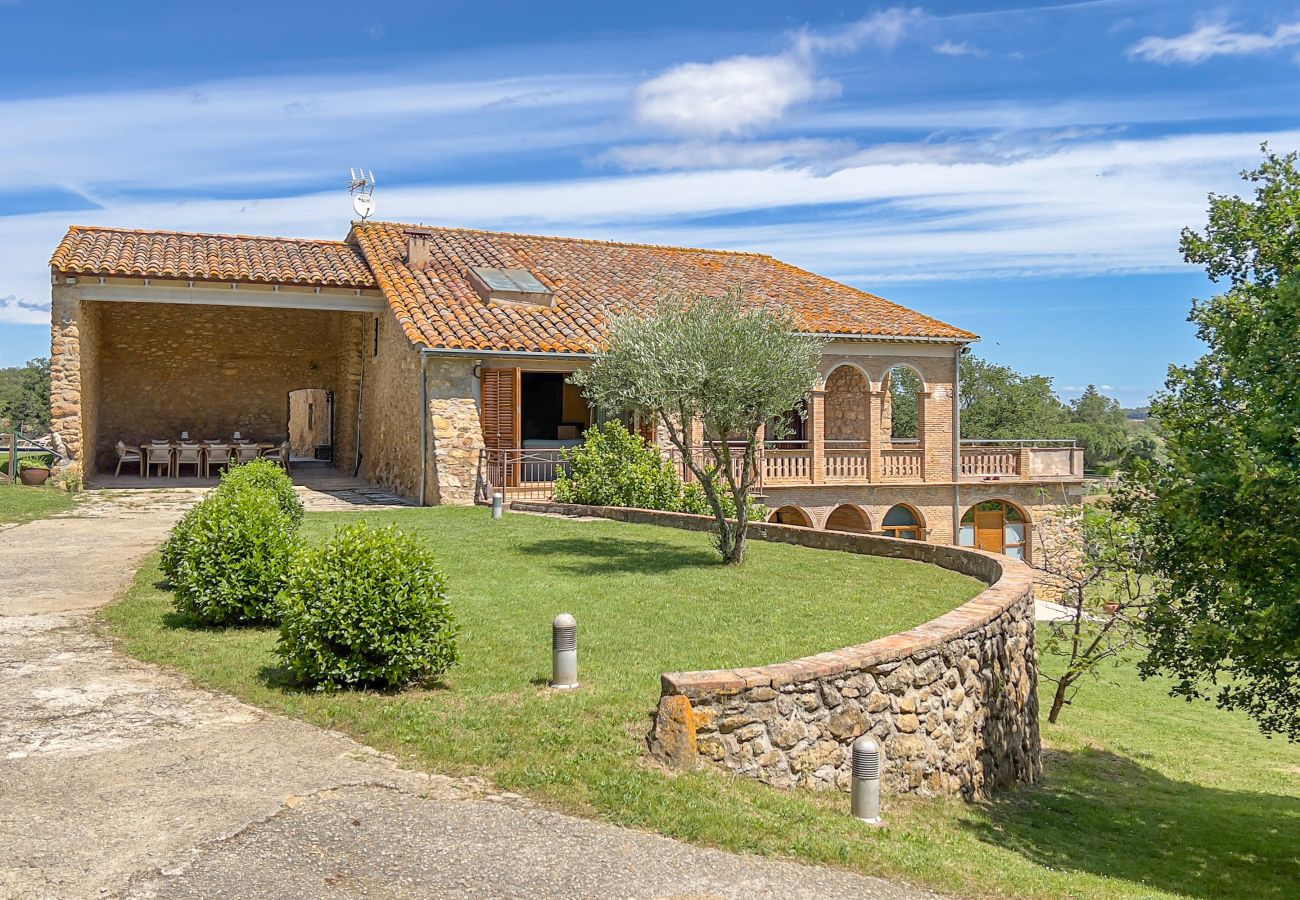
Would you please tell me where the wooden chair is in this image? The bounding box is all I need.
[145,442,173,478]
[114,441,143,477]
[261,442,292,472]
[203,443,231,477]
[174,443,203,478]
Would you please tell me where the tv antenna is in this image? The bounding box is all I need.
[349,168,376,220]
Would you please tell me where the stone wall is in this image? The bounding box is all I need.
[357,312,423,500]
[510,501,1042,800]
[824,366,870,442]
[425,357,484,506]
[288,388,332,457]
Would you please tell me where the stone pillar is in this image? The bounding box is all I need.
[922,376,955,484]
[49,288,98,476]
[426,357,486,505]
[809,389,825,483]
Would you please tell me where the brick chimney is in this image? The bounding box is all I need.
[405,228,434,269]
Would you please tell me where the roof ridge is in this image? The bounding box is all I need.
[354,220,773,259]
[65,224,356,248]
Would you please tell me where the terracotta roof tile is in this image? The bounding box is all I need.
[349,222,976,353]
[50,225,375,288]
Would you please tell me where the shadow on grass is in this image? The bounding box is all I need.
[966,748,1300,899]
[517,536,718,576]
[256,662,454,697]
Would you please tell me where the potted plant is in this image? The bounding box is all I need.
[18,456,52,486]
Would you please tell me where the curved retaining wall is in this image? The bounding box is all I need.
[511,501,1042,800]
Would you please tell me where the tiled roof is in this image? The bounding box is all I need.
[349,222,976,353]
[50,225,375,288]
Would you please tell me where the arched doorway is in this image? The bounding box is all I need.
[825,504,871,533]
[881,504,924,540]
[770,505,813,527]
[288,388,333,462]
[959,500,1028,559]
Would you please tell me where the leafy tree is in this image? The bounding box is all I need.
[885,366,922,439]
[1035,505,1150,724]
[571,288,823,564]
[958,355,1070,439]
[1068,385,1130,471]
[0,358,52,433]
[1116,146,1300,739]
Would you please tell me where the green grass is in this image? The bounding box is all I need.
[0,480,75,525]
[103,507,1299,899]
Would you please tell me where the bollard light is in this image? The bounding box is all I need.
[851,734,884,826]
[491,491,504,519]
[550,613,579,690]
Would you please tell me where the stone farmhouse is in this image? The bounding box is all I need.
[49,222,1084,561]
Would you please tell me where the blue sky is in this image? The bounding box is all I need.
[3,1,1299,405]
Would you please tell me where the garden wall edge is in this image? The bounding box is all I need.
[509,500,1042,799]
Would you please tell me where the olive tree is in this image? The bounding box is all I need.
[571,287,824,564]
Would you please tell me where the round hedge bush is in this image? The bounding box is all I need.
[219,458,303,525]
[276,522,458,691]
[161,459,302,586]
[169,488,299,625]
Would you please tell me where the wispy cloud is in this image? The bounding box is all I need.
[631,7,921,138]
[0,294,48,326]
[3,128,1287,323]
[1128,20,1300,64]
[933,39,986,58]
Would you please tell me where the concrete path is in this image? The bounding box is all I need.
[0,487,934,900]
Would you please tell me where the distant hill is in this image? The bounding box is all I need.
[1123,406,1150,420]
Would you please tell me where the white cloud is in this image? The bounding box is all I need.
[933,40,986,58]
[0,295,48,326]
[595,138,853,172]
[632,7,921,138]
[4,127,1288,325]
[1128,20,1300,64]
[633,55,837,138]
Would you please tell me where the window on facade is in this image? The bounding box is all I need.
[770,506,812,527]
[881,504,922,540]
[959,500,1027,559]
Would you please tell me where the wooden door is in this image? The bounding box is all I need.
[481,368,520,487]
[974,510,1005,554]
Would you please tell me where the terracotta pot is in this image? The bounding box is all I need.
[19,467,51,486]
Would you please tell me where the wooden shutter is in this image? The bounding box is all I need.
[481,368,520,488]
[481,368,520,449]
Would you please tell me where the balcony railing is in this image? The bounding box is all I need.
[477,438,1083,501]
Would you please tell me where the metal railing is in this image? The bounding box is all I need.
[476,447,573,501]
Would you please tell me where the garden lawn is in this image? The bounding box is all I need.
[105,507,1299,899]
[0,481,74,525]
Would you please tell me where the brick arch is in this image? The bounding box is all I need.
[769,505,813,528]
[874,361,929,393]
[824,503,872,534]
[959,498,1032,561]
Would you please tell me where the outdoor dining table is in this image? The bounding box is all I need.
[138,442,276,477]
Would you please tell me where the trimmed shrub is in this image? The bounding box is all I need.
[554,421,686,510]
[220,459,303,525]
[169,488,298,625]
[276,522,458,691]
[160,459,302,585]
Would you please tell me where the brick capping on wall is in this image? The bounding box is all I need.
[509,499,1042,800]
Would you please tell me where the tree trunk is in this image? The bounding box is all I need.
[1048,679,1070,723]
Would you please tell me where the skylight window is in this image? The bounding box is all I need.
[468,266,555,307]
